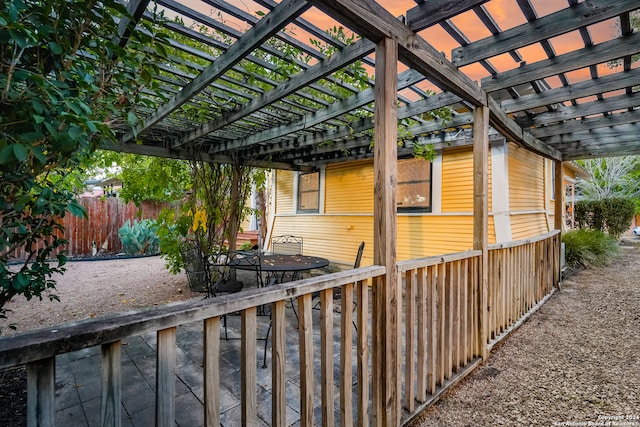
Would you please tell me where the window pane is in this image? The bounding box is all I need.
[297,172,319,212]
[397,158,431,211]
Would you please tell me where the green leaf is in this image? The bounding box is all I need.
[127,111,137,127]
[49,42,62,55]
[29,146,47,165]
[68,126,84,140]
[13,144,28,162]
[34,115,45,124]
[66,201,87,218]
[0,145,14,164]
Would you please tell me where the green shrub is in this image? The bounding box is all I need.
[118,219,160,256]
[562,229,620,269]
[574,198,635,237]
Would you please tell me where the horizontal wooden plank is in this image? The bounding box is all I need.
[488,230,560,250]
[397,250,482,272]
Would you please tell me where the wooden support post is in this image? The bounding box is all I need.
[554,159,564,287]
[554,160,564,232]
[101,341,122,427]
[156,327,177,427]
[204,317,221,427]
[372,36,399,426]
[473,104,489,360]
[27,357,55,427]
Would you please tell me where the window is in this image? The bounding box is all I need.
[397,158,432,212]
[297,171,320,213]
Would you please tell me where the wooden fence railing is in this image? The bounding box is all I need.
[9,198,170,260]
[398,230,560,424]
[486,231,561,349]
[0,231,560,426]
[398,250,484,422]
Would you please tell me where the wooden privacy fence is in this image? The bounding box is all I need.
[0,231,560,426]
[10,198,170,260]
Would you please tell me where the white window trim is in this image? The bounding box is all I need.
[294,166,325,214]
[431,152,442,214]
[491,140,512,243]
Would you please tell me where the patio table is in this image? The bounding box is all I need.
[228,253,330,285]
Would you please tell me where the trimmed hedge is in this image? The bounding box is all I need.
[574,198,635,238]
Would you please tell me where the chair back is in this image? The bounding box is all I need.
[227,251,266,288]
[180,241,210,295]
[271,235,303,255]
[354,241,365,269]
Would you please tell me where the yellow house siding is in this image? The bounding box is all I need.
[324,160,373,214]
[508,144,545,212]
[510,214,549,240]
[270,215,373,266]
[441,147,493,213]
[275,170,295,214]
[397,215,496,259]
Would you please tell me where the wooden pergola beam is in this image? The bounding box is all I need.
[517,91,640,128]
[531,109,640,139]
[501,68,640,114]
[120,0,310,143]
[115,0,150,48]
[481,31,640,93]
[487,97,562,161]
[306,0,486,107]
[453,0,639,67]
[405,0,490,32]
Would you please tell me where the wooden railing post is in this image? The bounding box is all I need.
[27,357,55,427]
[373,36,399,426]
[156,327,176,427]
[473,103,489,360]
[204,317,221,427]
[101,341,122,427]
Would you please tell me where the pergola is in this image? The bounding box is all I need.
[104,1,638,425]
[6,1,638,426]
[108,0,640,167]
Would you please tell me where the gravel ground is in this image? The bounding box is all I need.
[409,245,640,427]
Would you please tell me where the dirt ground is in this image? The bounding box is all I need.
[0,255,197,336]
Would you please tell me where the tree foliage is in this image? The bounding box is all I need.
[93,150,192,206]
[574,198,636,238]
[155,159,264,274]
[576,157,640,201]
[0,0,167,320]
